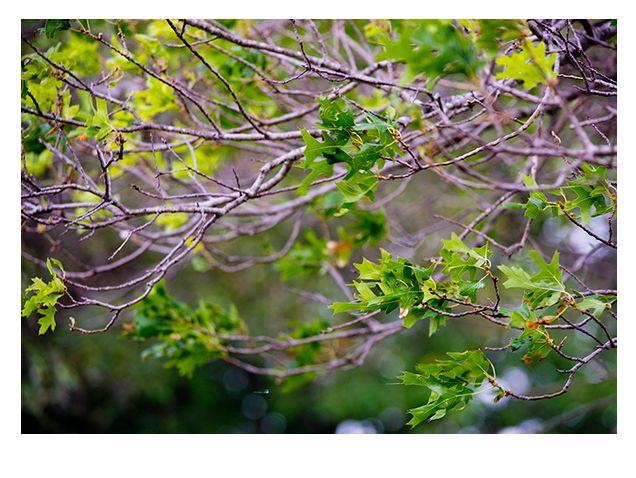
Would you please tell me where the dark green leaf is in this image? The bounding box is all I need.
[44,20,72,39]
[400,349,494,426]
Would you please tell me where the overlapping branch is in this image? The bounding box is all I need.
[21,19,616,395]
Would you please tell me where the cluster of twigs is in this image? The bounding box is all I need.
[21,20,616,398]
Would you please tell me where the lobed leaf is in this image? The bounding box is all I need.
[401,349,495,426]
[496,40,556,89]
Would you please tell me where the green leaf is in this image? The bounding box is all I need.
[329,301,372,315]
[442,232,473,256]
[465,20,525,55]
[331,248,432,322]
[518,327,553,363]
[376,20,483,86]
[297,160,333,197]
[353,280,377,301]
[498,250,565,306]
[563,184,610,225]
[297,130,341,196]
[400,349,495,426]
[528,250,564,289]
[496,40,556,89]
[500,202,526,210]
[85,97,115,141]
[335,172,378,204]
[94,98,109,124]
[442,233,492,265]
[46,257,64,278]
[345,143,384,180]
[441,252,477,281]
[457,279,486,303]
[300,129,340,165]
[95,125,113,142]
[438,235,492,282]
[22,259,68,334]
[353,112,397,138]
[498,261,563,309]
[133,76,179,121]
[498,264,533,290]
[120,280,246,377]
[84,126,101,138]
[520,174,556,218]
[402,306,427,329]
[502,303,534,328]
[44,20,72,39]
[21,295,40,318]
[315,97,355,132]
[37,306,57,334]
[38,292,63,308]
[576,297,606,317]
[354,256,384,281]
[428,312,447,337]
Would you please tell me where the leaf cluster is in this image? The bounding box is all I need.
[499,250,565,309]
[120,280,247,377]
[278,318,333,392]
[330,234,491,335]
[21,258,67,335]
[373,20,524,86]
[277,209,388,280]
[298,97,400,207]
[498,251,607,364]
[277,229,330,281]
[399,349,494,426]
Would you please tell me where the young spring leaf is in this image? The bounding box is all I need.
[498,250,566,309]
[37,306,58,334]
[528,250,564,289]
[22,258,67,335]
[496,40,556,89]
